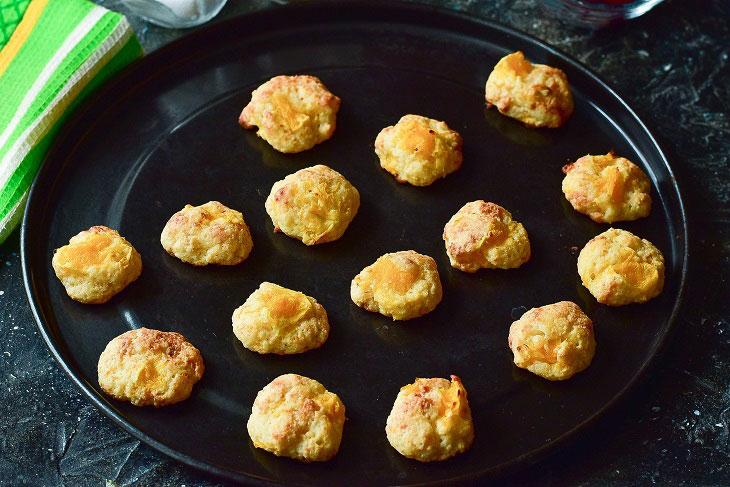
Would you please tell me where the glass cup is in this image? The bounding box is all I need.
[121,0,228,29]
[540,0,666,28]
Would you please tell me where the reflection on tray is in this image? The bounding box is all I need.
[483,107,554,147]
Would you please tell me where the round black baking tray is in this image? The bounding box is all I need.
[22,2,687,485]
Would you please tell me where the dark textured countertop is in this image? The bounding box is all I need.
[1,0,728,485]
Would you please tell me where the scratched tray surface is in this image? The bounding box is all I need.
[22,3,686,485]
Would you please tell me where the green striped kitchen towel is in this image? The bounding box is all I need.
[0,0,142,243]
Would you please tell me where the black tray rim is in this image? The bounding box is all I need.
[21,1,689,485]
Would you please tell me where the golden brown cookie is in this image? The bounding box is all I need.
[385,375,474,462]
[351,250,442,321]
[265,164,360,245]
[232,282,329,354]
[97,328,204,407]
[577,228,665,306]
[239,75,340,153]
[485,51,574,128]
[443,200,530,272]
[562,151,652,223]
[52,225,142,304]
[374,114,463,186]
[160,201,253,266]
[508,301,596,381]
[247,374,345,462]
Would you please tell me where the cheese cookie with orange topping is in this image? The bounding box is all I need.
[578,228,665,306]
[52,225,142,304]
[508,301,595,381]
[351,250,442,320]
[443,200,530,272]
[485,51,573,128]
[160,201,253,266]
[97,328,204,407]
[247,374,345,462]
[375,114,463,186]
[239,75,340,153]
[265,164,360,245]
[562,151,652,223]
[385,375,474,462]
[232,282,329,354]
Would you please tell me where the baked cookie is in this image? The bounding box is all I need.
[443,200,530,272]
[385,375,474,462]
[265,164,360,245]
[508,301,595,381]
[232,282,329,354]
[577,228,665,306]
[562,151,652,223]
[160,201,253,266]
[351,250,442,321]
[374,114,463,186]
[52,225,142,304]
[485,51,574,128]
[97,328,204,407]
[239,75,340,153]
[247,374,345,462]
